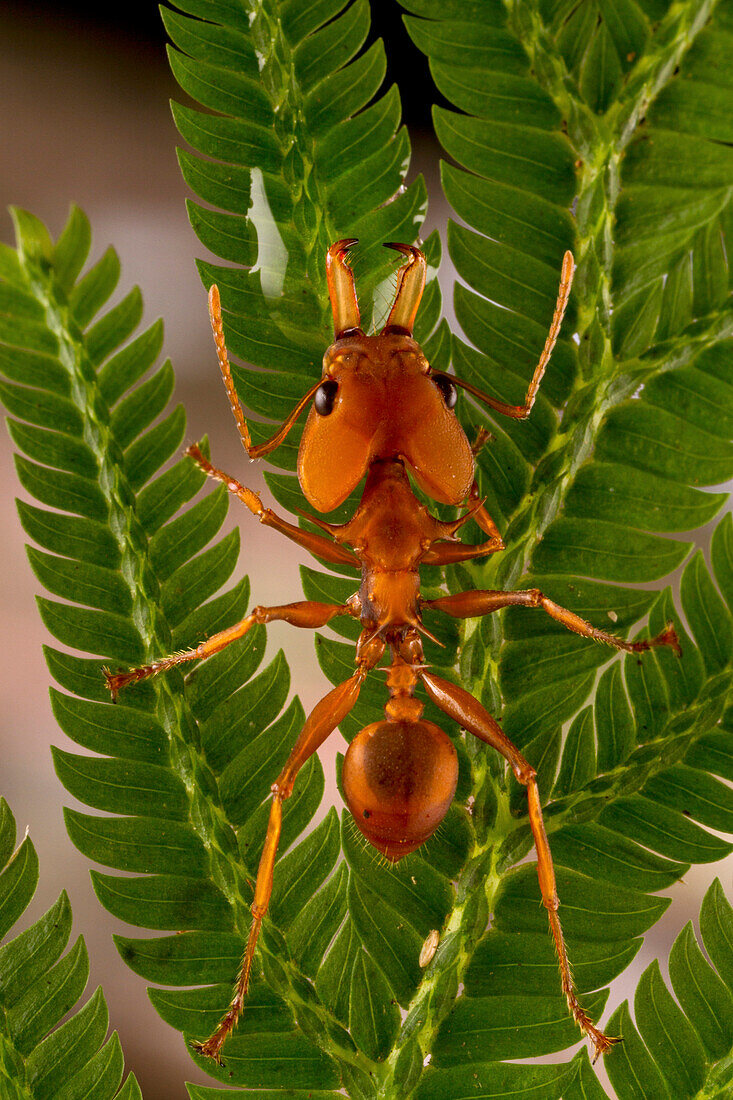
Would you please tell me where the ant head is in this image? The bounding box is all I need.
[297,241,475,513]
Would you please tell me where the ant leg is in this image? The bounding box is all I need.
[187,443,357,568]
[422,481,505,566]
[104,598,356,698]
[471,427,492,458]
[208,284,321,460]
[447,251,574,420]
[466,480,504,546]
[192,666,367,1063]
[419,669,620,1063]
[423,588,680,655]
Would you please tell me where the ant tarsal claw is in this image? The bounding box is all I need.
[590,1030,623,1064]
[190,1036,225,1065]
[102,667,132,701]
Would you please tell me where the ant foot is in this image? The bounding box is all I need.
[590,1031,622,1064]
[571,1000,621,1063]
[103,650,195,699]
[102,667,126,701]
[587,1023,622,1064]
[190,1036,225,1065]
[185,442,207,467]
[103,665,152,699]
[630,620,681,657]
[657,620,681,657]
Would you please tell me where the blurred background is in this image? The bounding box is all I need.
[1,3,730,1096]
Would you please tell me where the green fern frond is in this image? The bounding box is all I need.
[565,881,733,1100]
[2,0,733,1096]
[0,796,141,1099]
[600,878,733,1099]
[1,207,364,1091]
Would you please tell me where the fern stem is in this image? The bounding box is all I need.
[246,1,332,320]
[15,226,261,915]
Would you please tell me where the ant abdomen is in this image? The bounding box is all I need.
[343,718,458,861]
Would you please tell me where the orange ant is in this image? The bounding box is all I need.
[105,240,679,1064]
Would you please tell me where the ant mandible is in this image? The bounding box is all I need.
[105,240,679,1064]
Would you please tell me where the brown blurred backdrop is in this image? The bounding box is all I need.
[2,4,730,1097]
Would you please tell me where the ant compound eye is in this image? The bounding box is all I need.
[434,374,457,410]
[314,379,338,416]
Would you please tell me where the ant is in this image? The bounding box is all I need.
[105,240,679,1064]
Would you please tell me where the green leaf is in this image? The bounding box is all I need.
[53,203,92,293]
[348,874,422,1006]
[606,880,733,1100]
[495,864,670,942]
[0,797,140,1095]
[415,1060,577,1100]
[466,931,640,998]
[434,990,609,1063]
[349,948,401,1061]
